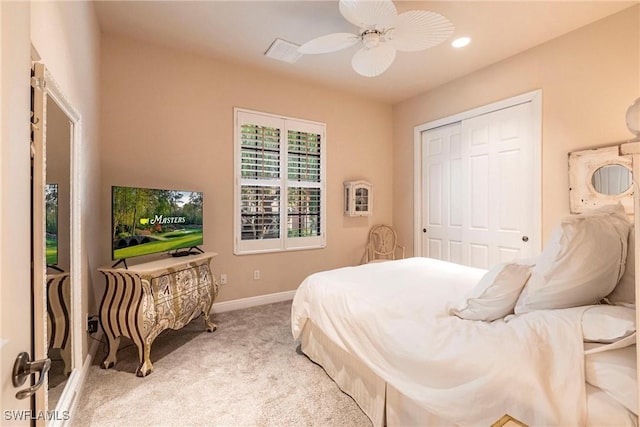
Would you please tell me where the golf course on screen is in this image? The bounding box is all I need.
[112,187,203,260]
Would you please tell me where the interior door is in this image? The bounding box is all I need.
[421,122,464,262]
[31,62,52,422]
[422,102,537,268]
[0,3,39,424]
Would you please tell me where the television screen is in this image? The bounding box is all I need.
[45,183,59,265]
[112,186,203,260]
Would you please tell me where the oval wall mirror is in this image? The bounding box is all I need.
[591,164,632,195]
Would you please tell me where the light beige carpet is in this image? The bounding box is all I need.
[72,301,372,427]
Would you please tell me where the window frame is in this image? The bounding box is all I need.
[233,108,327,255]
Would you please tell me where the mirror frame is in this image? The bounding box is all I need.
[41,66,82,422]
[569,145,633,215]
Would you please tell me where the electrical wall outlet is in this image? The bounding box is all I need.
[87,316,99,334]
[253,270,261,280]
[220,273,228,285]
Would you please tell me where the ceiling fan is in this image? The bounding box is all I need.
[298,0,454,77]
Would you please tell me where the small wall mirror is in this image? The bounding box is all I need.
[569,145,634,215]
[591,164,632,195]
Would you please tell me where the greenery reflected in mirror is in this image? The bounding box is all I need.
[591,164,632,196]
[45,96,72,407]
[45,184,58,265]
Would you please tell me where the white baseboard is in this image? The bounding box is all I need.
[58,331,102,427]
[212,290,296,313]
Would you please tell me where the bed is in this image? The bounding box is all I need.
[291,204,638,426]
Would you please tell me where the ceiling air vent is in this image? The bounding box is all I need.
[264,38,302,64]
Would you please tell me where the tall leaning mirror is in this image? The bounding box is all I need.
[45,93,72,407]
[34,62,82,419]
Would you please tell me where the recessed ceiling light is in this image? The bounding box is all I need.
[452,37,471,48]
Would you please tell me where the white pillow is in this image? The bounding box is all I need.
[515,204,630,314]
[449,262,532,321]
[582,305,635,343]
[608,227,635,305]
[584,344,638,415]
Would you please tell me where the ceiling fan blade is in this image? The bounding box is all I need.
[339,0,397,29]
[299,32,360,54]
[387,10,454,52]
[351,44,396,77]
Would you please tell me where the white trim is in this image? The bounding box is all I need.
[413,89,543,257]
[413,125,422,256]
[211,290,296,313]
[53,331,101,427]
[45,68,83,382]
[413,90,541,135]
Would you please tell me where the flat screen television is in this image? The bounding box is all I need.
[111,186,203,262]
[45,183,59,266]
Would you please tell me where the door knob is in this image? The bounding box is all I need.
[12,352,51,399]
[422,228,427,233]
[522,235,529,242]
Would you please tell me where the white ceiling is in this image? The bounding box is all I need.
[94,0,638,104]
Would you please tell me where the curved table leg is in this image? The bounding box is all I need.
[204,315,217,333]
[135,341,153,377]
[101,336,121,369]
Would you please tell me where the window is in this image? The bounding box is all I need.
[234,108,326,254]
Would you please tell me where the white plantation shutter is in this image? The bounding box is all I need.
[240,185,281,241]
[240,124,280,180]
[235,109,326,254]
[287,130,321,182]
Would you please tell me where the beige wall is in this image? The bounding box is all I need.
[393,5,640,255]
[31,1,102,359]
[100,35,393,304]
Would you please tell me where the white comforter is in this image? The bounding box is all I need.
[291,257,589,426]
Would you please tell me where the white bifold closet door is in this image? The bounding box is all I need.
[421,102,535,269]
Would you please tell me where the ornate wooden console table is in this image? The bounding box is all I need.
[98,252,218,377]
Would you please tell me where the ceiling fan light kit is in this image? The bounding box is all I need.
[298,0,454,77]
